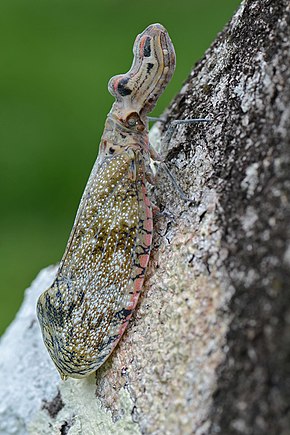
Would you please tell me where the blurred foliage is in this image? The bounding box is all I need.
[0,0,240,334]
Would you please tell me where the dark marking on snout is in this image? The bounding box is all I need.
[143,37,151,57]
[147,62,154,73]
[117,77,132,96]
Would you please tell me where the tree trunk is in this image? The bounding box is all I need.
[1,1,290,434]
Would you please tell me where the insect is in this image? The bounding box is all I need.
[37,23,177,379]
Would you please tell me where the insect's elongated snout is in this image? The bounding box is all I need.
[108,23,176,119]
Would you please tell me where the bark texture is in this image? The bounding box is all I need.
[1,0,290,434]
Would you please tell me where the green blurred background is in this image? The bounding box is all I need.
[0,0,240,335]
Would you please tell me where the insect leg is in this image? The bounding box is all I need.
[161,163,195,202]
[148,116,212,159]
[145,154,195,203]
[148,117,212,202]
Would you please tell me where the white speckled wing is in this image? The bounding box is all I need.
[37,150,153,378]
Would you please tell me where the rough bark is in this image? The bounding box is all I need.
[1,0,290,434]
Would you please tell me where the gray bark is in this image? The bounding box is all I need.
[1,0,290,434]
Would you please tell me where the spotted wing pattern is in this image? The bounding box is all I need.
[37,150,152,378]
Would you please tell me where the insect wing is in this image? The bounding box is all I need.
[37,150,152,378]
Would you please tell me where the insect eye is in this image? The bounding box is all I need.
[125,112,145,131]
[127,117,137,127]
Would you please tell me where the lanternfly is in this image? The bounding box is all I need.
[37,23,178,379]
